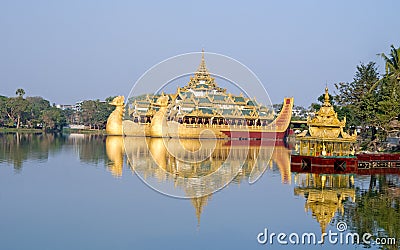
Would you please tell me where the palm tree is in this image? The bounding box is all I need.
[370,45,400,92]
[16,88,25,98]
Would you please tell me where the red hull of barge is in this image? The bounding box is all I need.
[291,153,400,175]
[291,155,358,174]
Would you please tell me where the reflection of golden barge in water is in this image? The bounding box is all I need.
[105,135,292,224]
[118,51,293,139]
[122,137,292,185]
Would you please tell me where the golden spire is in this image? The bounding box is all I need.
[184,49,218,88]
[197,48,208,74]
[191,195,210,228]
[323,86,331,107]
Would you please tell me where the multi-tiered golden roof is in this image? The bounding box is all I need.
[297,87,357,156]
[122,51,294,138]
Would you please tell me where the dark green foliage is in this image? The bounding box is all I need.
[5,96,30,128]
[15,88,25,97]
[26,96,51,128]
[370,45,400,92]
[41,107,66,131]
[333,46,400,150]
[334,62,379,129]
[0,89,115,131]
[80,99,114,129]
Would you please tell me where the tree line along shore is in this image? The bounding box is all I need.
[0,89,116,133]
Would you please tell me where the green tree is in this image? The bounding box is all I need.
[93,101,110,129]
[41,107,66,131]
[375,78,400,132]
[0,95,8,126]
[98,96,115,128]
[81,100,97,129]
[370,45,400,92]
[335,62,379,127]
[80,98,114,129]
[26,96,51,128]
[15,88,25,97]
[334,62,381,149]
[337,62,379,106]
[5,96,29,128]
[62,108,75,125]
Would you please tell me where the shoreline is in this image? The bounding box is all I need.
[0,127,106,135]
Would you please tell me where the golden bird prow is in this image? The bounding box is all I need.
[106,96,125,135]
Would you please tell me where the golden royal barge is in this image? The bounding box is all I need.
[107,52,294,139]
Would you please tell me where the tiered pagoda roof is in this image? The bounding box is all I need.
[128,50,274,121]
[297,87,356,142]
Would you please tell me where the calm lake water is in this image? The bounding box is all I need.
[0,133,399,250]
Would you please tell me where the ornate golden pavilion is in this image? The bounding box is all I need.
[130,52,272,125]
[296,87,357,156]
[120,51,294,138]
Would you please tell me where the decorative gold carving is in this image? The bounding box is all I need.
[155,94,169,107]
[299,87,356,141]
[150,94,169,137]
[308,87,346,130]
[106,96,125,135]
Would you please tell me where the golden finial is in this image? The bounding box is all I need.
[323,86,331,106]
[197,48,208,73]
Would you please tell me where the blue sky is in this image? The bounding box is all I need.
[1,0,399,106]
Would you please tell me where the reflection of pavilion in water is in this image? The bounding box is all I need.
[105,136,291,224]
[294,173,355,234]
